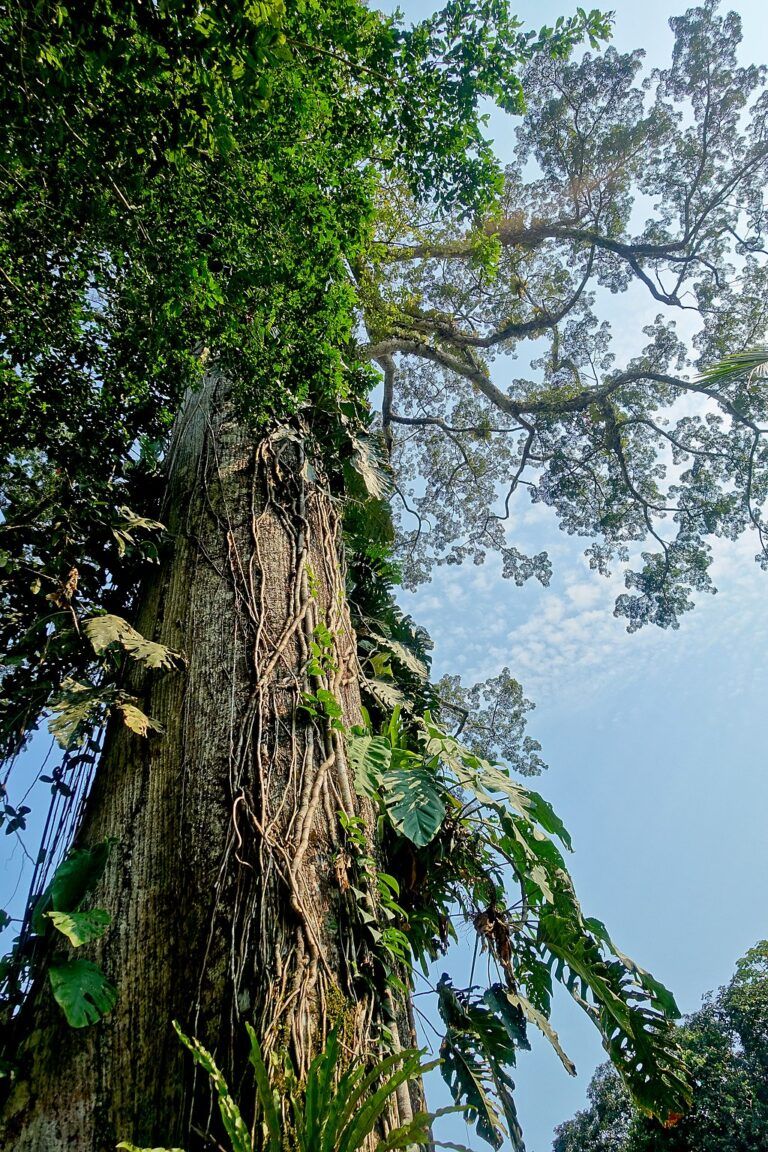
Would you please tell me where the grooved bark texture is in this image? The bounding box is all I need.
[2,379,418,1151]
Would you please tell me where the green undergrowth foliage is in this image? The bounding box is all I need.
[118,1021,463,1152]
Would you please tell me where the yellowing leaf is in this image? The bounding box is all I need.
[47,908,111,947]
[115,701,164,737]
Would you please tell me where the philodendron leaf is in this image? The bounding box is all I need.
[381,764,445,847]
[368,634,428,681]
[349,435,393,499]
[347,734,392,797]
[437,976,525,1152]
[47,908,111,947]
[488,984,576,1076]
[49,958,117,1027]
[364,677,406,712]
[31,840,115,933]
[84,614,185,671]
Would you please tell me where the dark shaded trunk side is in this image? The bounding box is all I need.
[2,378,420,1150]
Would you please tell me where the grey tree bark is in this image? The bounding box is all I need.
[1,377,419,1151]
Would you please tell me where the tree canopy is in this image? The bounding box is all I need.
[363,0,768,630]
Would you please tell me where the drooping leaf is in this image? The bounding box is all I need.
[84,614,185,671]
[364,677,407,712]
[437,976,525,1152]
[491,985,576,1076]
[349,435,393,500]
[47,908,111,947]
[48,679,109,749]
[111,505,166,558]
[538,911,691,1121]
[368,633,428,681]
[49,958,117,1027]
[31,839,115,932]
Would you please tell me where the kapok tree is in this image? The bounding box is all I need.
[0,1,766,1150]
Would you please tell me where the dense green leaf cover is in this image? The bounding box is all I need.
[0,0,606,761]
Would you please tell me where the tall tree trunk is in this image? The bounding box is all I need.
[2,377,419,1150]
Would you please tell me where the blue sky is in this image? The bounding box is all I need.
[2,4,767,1151]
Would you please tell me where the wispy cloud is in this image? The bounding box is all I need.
[401,518,768,711]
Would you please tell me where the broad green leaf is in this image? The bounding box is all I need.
[32,840,114,932]
[315,688,342,719]
[49,959,117,1027]
[347,734,392,797]
[51,841,113,913]
[381,765,445,847]
[47,908,111,947]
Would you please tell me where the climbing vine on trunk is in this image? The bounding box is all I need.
[3,1,767,1149]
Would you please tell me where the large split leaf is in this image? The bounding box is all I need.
[437,976,525,1152]
[349,434,393,500]
[381,758,445,847]
[48,958,117,1027]
[31,840,114,932]
[47,679,109,749]
[84,614,184,671]
[347,733,392,797]
[538,910,691,1121]
[368,633,428,681]
[495,985,576,1076]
